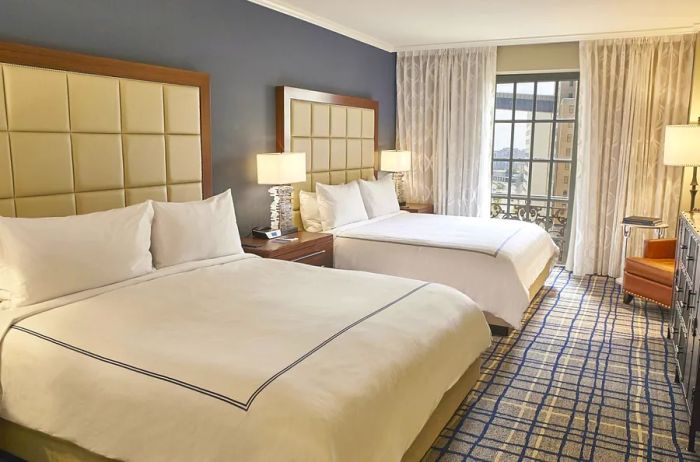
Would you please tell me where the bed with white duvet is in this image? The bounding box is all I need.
[304,177,559,329]
[0,191,491,462]
[331,212,558,328]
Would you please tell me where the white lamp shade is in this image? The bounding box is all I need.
[380,150,411,172]
[664,125,700,166]
[256,152,307,184]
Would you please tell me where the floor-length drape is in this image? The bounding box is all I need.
[396,47,496,217]
[567,34,696,277]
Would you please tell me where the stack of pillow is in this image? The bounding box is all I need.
[300,174,399,232]
[0,190,243,308]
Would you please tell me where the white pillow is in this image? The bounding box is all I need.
[299,191,322,232]
[0,202,154,307]
[357,175,400,218]
[151,190,243,268]
[315,181,369,231]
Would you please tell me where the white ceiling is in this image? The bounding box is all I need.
[250,0,700,52]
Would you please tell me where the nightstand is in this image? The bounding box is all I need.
[241,231,333,267]
[400,203,434,214]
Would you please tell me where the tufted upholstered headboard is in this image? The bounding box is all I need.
[276,86,378,229]
[0,41,211,218]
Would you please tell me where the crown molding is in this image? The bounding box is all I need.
[248,1,700,54]
[248,0,396,52]
[396,25,700,52]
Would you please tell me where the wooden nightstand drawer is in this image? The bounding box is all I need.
[400,203,434,214]
[241,232,334,267]
[286,247,333,267]
[274,236,333,267]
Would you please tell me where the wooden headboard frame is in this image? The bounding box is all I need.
[276,86,379,154]
[276,86,379,229]
[0,40,212,198]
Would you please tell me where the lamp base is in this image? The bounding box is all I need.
[392,172,406,206]
[691,166,698,212]
[280,226,298,236]
[268,185,295,232]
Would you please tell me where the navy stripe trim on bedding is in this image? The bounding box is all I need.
[10,282,430,411]
[337,227,523,258]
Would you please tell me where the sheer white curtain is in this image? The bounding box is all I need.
[567,34,696,277]
[396,47,496,217]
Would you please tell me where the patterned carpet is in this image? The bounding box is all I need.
[424,267,700,462]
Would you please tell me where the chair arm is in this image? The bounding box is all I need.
[643,239,677,259]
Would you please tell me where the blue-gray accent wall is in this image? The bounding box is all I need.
[0,0,397,231]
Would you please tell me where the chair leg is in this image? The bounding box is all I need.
[623,292,634,304]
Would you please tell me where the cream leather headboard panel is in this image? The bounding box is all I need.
[0,41,212,218]
[276,86,379,229]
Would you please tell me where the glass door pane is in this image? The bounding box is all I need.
[514,82,534,120]
[532,123,552,160]
[495,83,514,120]
[535,81,555,120]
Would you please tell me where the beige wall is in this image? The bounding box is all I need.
[680,34,700,212]
[497,42,579,74]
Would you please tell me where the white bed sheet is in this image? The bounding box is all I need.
[0,254,490,462]
[331,212,559,328]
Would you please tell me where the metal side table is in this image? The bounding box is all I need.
[616,222,669,285]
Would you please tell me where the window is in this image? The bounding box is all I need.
[491,73,579,262]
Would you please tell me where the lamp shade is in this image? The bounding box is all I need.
[380,150,411,172]
[256,152,306,185]
[664,125,700,166]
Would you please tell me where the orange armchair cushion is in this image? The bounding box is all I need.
[625,256,675,286]
[623,238,676,308]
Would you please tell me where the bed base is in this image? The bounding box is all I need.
[486,318,513,337]
[402,358,481,461]
[0,419,116,462]
[0,360,481,462]
[485,257,557,336]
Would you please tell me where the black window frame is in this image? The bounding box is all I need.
[491,72,580,262]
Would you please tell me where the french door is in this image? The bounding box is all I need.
[490,73,579,262]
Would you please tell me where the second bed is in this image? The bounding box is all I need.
[330,211,559,330]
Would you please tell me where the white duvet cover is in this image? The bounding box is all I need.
[0,254,490,462]
[331,212,559,328]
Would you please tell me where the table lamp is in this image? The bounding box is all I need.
[664,119,700,211]
[256,152,306,236]
[380,150,411,206]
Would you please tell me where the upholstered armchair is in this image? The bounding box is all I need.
[622,239,676,308]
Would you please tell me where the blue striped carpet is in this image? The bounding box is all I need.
[424,267,700,462]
